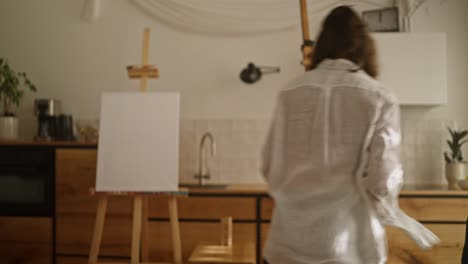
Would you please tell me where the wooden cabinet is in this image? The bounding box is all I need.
[260,197,466,263]
[389,197,466,263]
[0,217,52,264]
[387,224,465,263]
[56,256,128,264]
[56,214,132,256]
[260,197,274,220]
[56,149,133,215]
[399,197,468,221]
[55,149,258,263]
[53,148,467,263]
[148,196,257,262]
[149,196,256,220]
[148,222,256,262]
[56,149,133,259]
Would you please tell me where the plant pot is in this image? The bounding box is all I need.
[445,162,466,190]
[0,116,19,140]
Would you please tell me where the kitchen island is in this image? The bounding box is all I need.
[0,144,466,263]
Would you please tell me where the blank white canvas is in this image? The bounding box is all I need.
[96,92,180,192]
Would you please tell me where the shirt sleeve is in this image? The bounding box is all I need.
[365,98,403,199]
[364,95,439,249]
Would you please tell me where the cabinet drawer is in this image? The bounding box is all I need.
[149,196,256,220]
[387,224,464,264]
[399,198,468,221]
[56,256,129,264]
[56,149,132,215]
[56,214,132,257]
[260,223,270,264]
[0,242,51,264]
[260,223,270,249]
[261,197,468,222]
[262,222,464,264]
[261,198,273,220]
[0,217,51,243]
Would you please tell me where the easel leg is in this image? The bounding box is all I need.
[141,197,150,261]
[168,196,182,264]
[88,197,108,264]
[131,196,143,264]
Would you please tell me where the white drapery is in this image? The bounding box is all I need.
[129,0,391,36]
[81,0,432,35]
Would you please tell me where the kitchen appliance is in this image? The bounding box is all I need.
[0,146,54,216]
[34,99,75,141]
[34,99,61,140]
[55,114,75,141]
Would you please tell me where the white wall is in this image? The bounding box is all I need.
[0,0,305,122]
[404,0,468,120]
[1,0,467,184]
[0,0,429,122]
[397,0,468,184]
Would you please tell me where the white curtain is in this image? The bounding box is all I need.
[130,0,392,36]
[81,0,431,35]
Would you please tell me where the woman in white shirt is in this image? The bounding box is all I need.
[261,6,438,264]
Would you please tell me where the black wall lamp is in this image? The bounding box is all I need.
[239,62,280,84]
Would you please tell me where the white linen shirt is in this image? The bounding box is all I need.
[261,59,439,264]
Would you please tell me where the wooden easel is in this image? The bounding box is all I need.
[88,28,185,264]
[299,0,314,71]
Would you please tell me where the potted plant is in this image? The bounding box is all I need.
[0,58,36,139]
[444,127,468,190]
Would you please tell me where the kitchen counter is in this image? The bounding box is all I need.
[0,139,97,147]
[0,141,466,196]
[400,184,468,196]
[184,183,468,197]
[0,146,464,263]
[1,141,466,196]
[173,183,468,264]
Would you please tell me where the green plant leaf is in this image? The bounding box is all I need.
[459,130,468,140]
[447,140,454,150]
[448,127,455,138]
[0,59,36,115]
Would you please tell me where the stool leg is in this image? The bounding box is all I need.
[88,197,108,264]
[168,196,182,264]
[131,196,143,264]
[220,217,233,247]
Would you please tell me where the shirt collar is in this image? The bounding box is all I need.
[316,58,360,71]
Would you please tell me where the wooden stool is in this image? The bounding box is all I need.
[188,217,255,264]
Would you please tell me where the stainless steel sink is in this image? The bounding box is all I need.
[179,183,228,189]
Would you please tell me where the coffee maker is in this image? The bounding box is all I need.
[34,99,75,141]
[34,99,60,141]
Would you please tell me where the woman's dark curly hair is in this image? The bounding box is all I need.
[310,6,379,78]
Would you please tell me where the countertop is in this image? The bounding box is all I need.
[1,141,466,197]
[0,139,97,147]
[184,183,468,197]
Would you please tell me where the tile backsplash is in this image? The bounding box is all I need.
[179,118,457,185]
[62,117,458,185]
[179,119,269,184]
